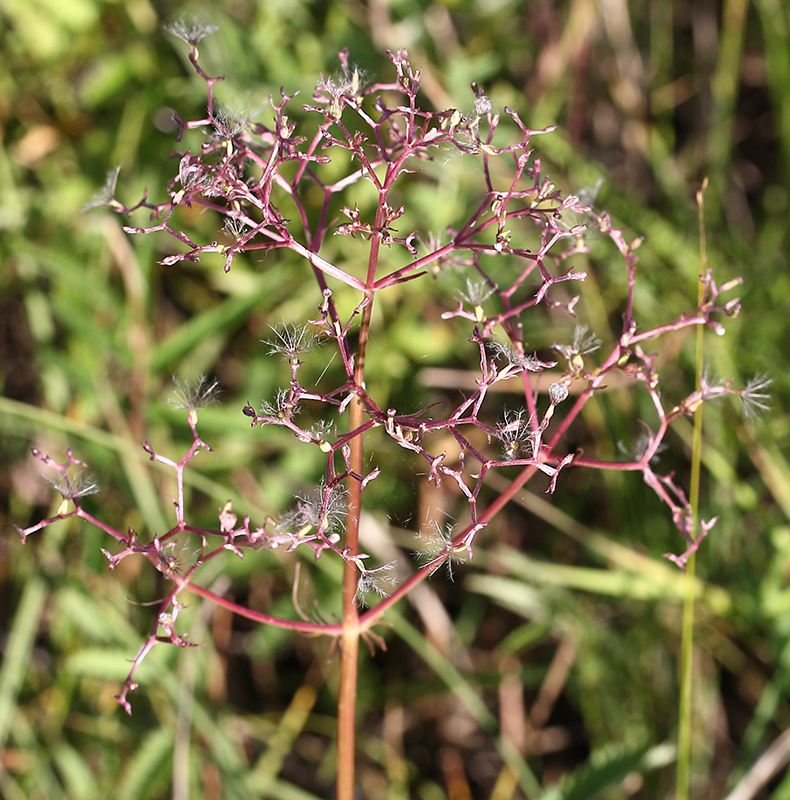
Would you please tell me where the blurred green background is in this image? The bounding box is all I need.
[1,0,789,798]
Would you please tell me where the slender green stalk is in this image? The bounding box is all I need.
[677,179,709,799]
[707,0,748,216]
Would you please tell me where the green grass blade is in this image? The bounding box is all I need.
[114,727,172,800]
[543,741,675,800]
[52,741,100,800]
[0,576,47,752]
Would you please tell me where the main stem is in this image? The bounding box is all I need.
[336,224,382,800]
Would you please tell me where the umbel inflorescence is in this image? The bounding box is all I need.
[18,25,764,714]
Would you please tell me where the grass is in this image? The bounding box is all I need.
[1,1,789,798]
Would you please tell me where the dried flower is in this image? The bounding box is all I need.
[356,563,397,606]
[45,470,99,501]
[259,388,295,420]
[170,376,222,411]
[548,382,569,405]
[211,107,251,140]
[276,482,347,542]
[474,94,493,118]
[488,341,557,374]
[265,323,321,365]
[82,166,122,212]
[741,373,772,421]
[222,217,249,241]
[163,17,218,45]
[496,409,534,460]
[413,522,468,580]
[553,325,601,371]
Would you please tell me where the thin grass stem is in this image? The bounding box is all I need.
[677,178,710,799]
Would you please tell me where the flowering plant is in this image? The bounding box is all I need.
[18,22,766,797]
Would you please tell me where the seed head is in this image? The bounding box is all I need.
[163,17,219,45]
[553,325,601,371]
[170,376,222,411]
[496,409,534,460]
[276,481,347,542]
[265,323,320,366]
[82,166,122,212]
[259,388,295,420]
[488,341,557,373]
[741,373,772,421]
[45,470,100,501]
[474,95,492,117]
[458,277,496,313]
[548,382,569,405]
[356,563,397,607]
[413,522,468,580]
